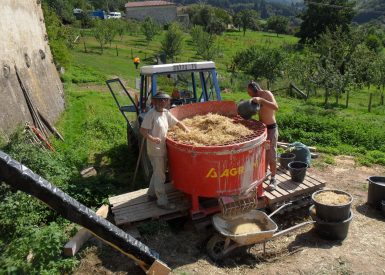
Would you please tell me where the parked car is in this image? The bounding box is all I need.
[107,12,122,19]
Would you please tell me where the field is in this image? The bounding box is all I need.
[1,29,385,274]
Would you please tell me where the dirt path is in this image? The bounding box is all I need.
[75,156,385,275]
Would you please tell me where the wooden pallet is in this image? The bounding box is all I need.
[109,183,191,226]
[263,168,326,205]
[109,169,325,226]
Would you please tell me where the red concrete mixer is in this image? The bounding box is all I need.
[167,101,267,215]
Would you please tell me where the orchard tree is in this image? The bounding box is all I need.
[93,21,108,54]
[190,25,220,60]
[233,46,286,88]
[267,16,289,37]
[298,0,355,43]
[142,17,159,45]
[161,23,184,62]
[236,9,259,36]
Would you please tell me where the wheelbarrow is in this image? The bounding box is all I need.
[206,203,315,260]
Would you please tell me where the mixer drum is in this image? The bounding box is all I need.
[166,101,267,213]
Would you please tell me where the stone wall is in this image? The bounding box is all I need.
[0,0,65,137]
[125,5,177,24]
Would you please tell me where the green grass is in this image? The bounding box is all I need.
[1,28,384,274]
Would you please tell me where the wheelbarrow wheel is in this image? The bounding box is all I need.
[206,233,227,261]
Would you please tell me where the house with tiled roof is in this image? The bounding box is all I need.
[125,1,177,24]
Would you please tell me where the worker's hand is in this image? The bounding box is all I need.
[151,137,161,144]
[251,97,262,104]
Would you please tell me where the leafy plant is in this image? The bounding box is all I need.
[161,22,184,62]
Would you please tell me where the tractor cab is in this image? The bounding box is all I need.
[107,61,222,133]
[106,61,222,180]
[138,61,221,120]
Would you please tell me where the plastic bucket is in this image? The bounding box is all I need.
[367,176,385,210]
[312,189,353,222]
[288,161,308,183]
[310,205,353,241]
[279,153,296,170]
[237,100,260,120]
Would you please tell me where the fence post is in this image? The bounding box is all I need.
[381,93,384,106]
[368,93,373,112]
[115,45,118,56]
[83,41,87,53]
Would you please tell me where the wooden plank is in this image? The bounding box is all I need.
[262,182,277,200]
[275,173,306,191]
[109,183,176,205]
[63,205,109,257]
[114,202,188,219]
[112,192,185,212]
[277,167,324,188]
[146,259,171,275]
[277,170,315,188]
[114,199,191,225]
[112,194,188,214]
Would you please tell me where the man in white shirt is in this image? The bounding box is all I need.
[140,92,189,210]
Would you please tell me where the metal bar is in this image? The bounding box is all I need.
[268,202,292,218]
[199,72,208,101]
[211,69,222,101]
[191,72,197,101]
[151,74,157,96]
[271,221,315,239]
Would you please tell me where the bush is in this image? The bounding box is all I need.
[0,223,78,274]
[61,65,105,84]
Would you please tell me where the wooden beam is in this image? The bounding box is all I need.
[146,259,171,275]
[63,204,109,257]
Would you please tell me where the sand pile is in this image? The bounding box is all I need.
[231,222,264,235]
[314,191,351,205]
[168,113,253,146]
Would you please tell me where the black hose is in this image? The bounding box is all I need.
[0,151,161,269]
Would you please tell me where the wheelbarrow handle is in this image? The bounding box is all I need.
[268,202,292,218]
[272,220,316,239]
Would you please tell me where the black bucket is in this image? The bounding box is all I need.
[312,189,353,222]
[288,161,308,183]
[279,153,296,170]
[310,205,353,241]
[367,176,385,210]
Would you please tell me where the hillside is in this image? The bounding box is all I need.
[354,0,385,23]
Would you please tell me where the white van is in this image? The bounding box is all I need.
[108,12,122,19]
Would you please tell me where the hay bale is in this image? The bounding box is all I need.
[168,113,253,146]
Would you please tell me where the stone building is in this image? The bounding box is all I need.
[0,0,65,137]
[125,1,177,24]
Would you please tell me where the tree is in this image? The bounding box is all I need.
[267,16,289,37]
[187,4,228,35]
[233,46,286,88]
[93,21,108,54]
[190,25,221,60]
[142,17,159,45]
[365,34,383,53]
[233,13,242,31]
[161,23,184,62]
[236,10,259,36]
[42,3,71,67]
[297,0,356,43]
[104,20,118,47]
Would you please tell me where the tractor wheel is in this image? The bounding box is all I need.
[206,233,227,261]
